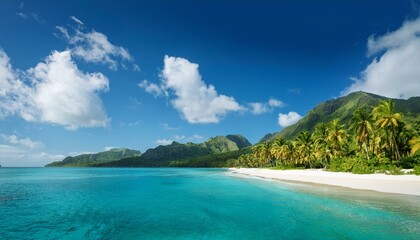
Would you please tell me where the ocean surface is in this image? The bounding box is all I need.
[1,168,419,240]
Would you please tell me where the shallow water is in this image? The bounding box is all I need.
[1,168,419,239]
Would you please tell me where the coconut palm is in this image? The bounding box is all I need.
[252,142,272,167]
[270,138,286,165]
[293,131,313,167]
[326,119,347,157]
[372,100,402,163]
[312,123,329,141]
[280,141,297,165]
[409,136,420,156]
[349,108,373,160]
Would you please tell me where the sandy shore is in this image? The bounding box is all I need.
[229,168,420,196]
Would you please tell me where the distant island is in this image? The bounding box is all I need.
[46,91,420,175]
[46,134,252,168]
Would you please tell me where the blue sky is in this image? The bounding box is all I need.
[1,0,420,166]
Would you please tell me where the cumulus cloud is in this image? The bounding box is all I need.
[160,55,243,123]
[139,79,164,97]
[0,133,64,167]
[56,19,135,71]
[1,134,44,149]
[343,18,420,99]
[278,112,302,127]
[156,139,173,145]
[268,98,284,107]
[0,49,109,129]
[155,134,203,146]
[249,98,284,114]
[28,50,109,129]
[0,144,64,167]
[0,49,32,119]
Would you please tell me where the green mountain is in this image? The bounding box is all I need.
[95,135,250,167]
[262,91,420,141]
[45,148,142,167]
[226,134,252,149]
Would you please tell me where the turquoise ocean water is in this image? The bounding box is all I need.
[0,168,419,239]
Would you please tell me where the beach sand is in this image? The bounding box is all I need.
[230,168,420,196]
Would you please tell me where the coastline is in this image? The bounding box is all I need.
[229,168,420,196]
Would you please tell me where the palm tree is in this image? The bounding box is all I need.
[281,141,297,166]
[312,123,329,141]
[312,123,331,166]
[293,131,313,167]
[326,119,347,157]
[349,108,373,160]
[372,100,402,163]
[409,136,420,156]
[270,138,286,165]
[252,142,272,167]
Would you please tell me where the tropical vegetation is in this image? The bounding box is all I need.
[234,100,420,174]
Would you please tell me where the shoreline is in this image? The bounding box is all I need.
[229,168,420,196]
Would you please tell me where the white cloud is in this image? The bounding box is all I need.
[1,134,44,149]
[27,50,109,129]
[268,98,284,107]
[0,49,110,129]
[139,80,164,97]
[249,102,269,115]
[0,134,64,167]
[0,144,25,155]
[16,12,27,19]
[56,21,136,71]
[155,134,203,146]
[104,146,116,151]
[132,64,141,72]
[160,55,243,123]
[0,49,31,119]
[249,98,284,115]
[0,144,64,167]
[70,16,84,25]
[343,18,420,99]
[156,139,173,145]
[278,112,302,127]
[162,123,180,131]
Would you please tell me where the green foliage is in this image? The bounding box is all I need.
[261,91,420,142]
[413,165,420,175]
[237,98,419,175]
[400,155,420,168]
[329,158,373,174]
[57,135,252,168]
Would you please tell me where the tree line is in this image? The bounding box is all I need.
[234,100,420,174]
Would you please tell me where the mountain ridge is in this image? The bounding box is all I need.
[261,91,420,142]
[46,134,251,167]
[45,148,142,167]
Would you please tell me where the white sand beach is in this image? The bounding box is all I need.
[230,168,420,196]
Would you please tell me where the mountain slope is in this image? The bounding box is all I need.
[45,148,142,167]
[226,134,252,148]
[47,134,251,167]
[263,91,420,141]
[95,135,250,167]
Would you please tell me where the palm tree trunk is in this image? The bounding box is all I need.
[364,143,370,160]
